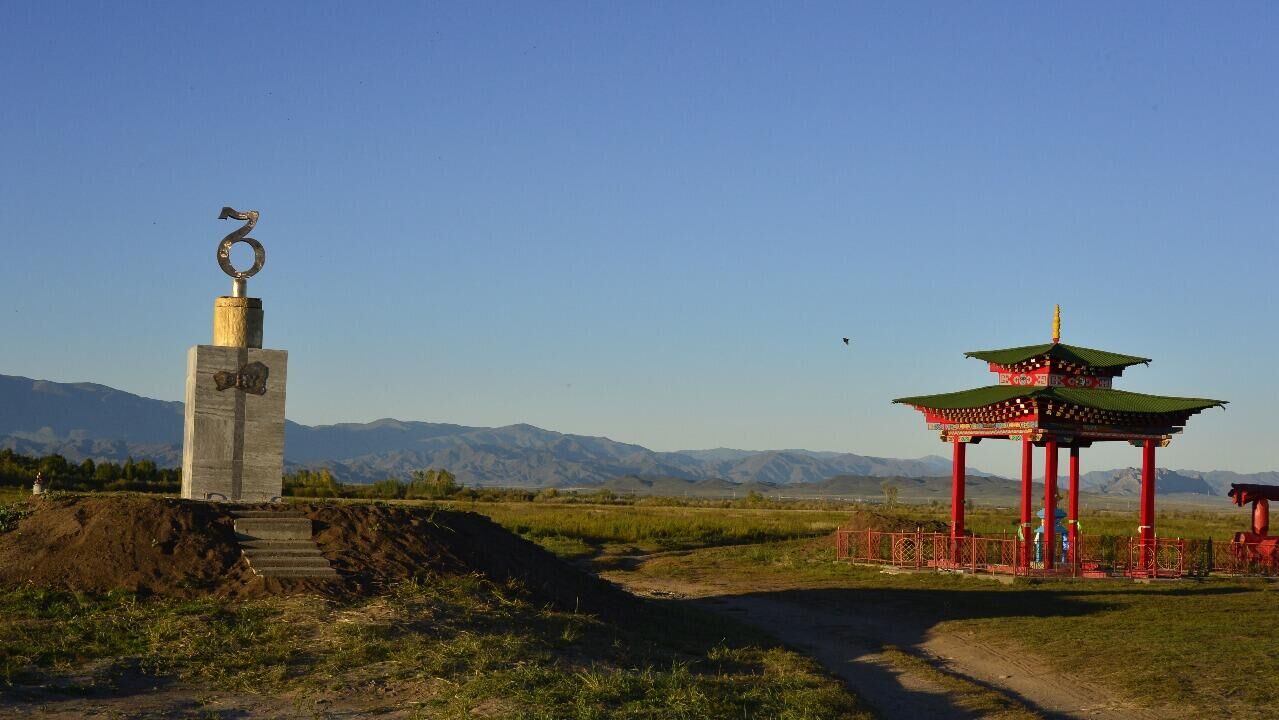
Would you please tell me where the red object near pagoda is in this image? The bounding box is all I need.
[1228,484,1279,571]
[893,306,1225,575]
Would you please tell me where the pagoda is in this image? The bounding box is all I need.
[893,307,1225,572]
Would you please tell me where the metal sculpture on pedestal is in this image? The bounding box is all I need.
[181,208,288,502]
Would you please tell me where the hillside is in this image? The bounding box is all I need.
[0,373,980,487]
[0,373,1269,495]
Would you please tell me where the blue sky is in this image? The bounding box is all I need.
[1,2,1275,476]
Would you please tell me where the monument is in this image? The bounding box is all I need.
[181,208,288,502]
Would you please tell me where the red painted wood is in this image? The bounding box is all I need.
[1140,439,1156,569]
[1253,498,1270,536]
[1020,437,1033,568]
[1044,440,1059,570]
[952,440,966,563]
[1069,446,1080,567]
[923,411,1039,424]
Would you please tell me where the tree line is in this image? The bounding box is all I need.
[284,467,463,499]
[0,449,180,493]
[0,449,469,500]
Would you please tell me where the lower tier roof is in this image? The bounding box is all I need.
[893,385,1225,415]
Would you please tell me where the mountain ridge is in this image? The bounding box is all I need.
[0,373,1268,495]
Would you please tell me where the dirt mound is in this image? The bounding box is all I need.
[0,495,624,611]
[841,508,948,533]
[306,502,621,610]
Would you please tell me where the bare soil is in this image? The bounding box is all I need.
[0,494,623,611]
[842,507,949,533]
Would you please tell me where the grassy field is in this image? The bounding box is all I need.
[3,491,1265,717]
[432,499,851,558]
[0,573,869,719]
[621,539,1279,717]
[431,498,1251,558]
[427,497,1270,718]
[0,493,873,718]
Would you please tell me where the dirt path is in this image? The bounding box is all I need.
[0,684,435,719]
[613,571,1167,720]
[0,660,433,719]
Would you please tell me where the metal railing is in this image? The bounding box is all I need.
[1125,538,1185,578]
[836,528,1279,580]
[1189,539,1279,577]
[834,529,1076,577]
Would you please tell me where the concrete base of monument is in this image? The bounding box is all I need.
[0,495,624,612]
[181,344,288,503]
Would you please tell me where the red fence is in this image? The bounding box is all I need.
[1125,539,1185,578]
[836,529,1279,579]
[835,530,1073,577]
[1181,538,1279,577]
[833,530,1237,579]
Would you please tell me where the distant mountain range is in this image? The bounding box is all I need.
[1079,467,1279,498]
[0,373,1271,497]
[0,374,972,486]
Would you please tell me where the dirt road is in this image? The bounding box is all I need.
[612,571,1170,720]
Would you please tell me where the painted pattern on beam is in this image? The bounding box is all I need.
[999,372,1113,389]
[938,427,1174,443]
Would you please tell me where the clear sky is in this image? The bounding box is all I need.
[2,3,1276,476]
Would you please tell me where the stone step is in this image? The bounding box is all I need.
[242,547,326,558]
[254,567,341,579]
[243,557,329,570]
[234,517,313,541]
[232,510,307,519]
[246,556,334,570]
[239,539,316,551]
[233,512,337,581]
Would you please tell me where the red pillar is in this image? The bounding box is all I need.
[1043,439,1059,570]
[1253,499,1270,536]
[1068,446,1080,568]
[951,439,966,563]
[1139,439,1156,570]
[1020,436,1033,568]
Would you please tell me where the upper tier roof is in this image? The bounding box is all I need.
[893,385,1225,415]
[964,342,1151,370]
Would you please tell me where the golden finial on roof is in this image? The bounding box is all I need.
[1052,304,1061,344]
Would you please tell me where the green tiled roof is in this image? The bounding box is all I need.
[964,343,1151,369]
[893,386,1226,414]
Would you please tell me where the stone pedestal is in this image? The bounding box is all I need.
[181,345,287,502]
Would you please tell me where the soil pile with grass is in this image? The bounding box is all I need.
[841,507,949,533]
[0,495,624,611]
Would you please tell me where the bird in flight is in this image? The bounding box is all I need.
[842,337,850,346]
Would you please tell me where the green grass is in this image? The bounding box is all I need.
[0,575,870,719]
[434,500,848,555]
[438,497,1271,717]
[0,501,31,533]
[625,537,1279,718]
[4,492,1260,716]
[420,499,1249,571]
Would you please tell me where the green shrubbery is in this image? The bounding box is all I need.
[285,467,466,500]
[0,450,179,494]
[0,503,30,533]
